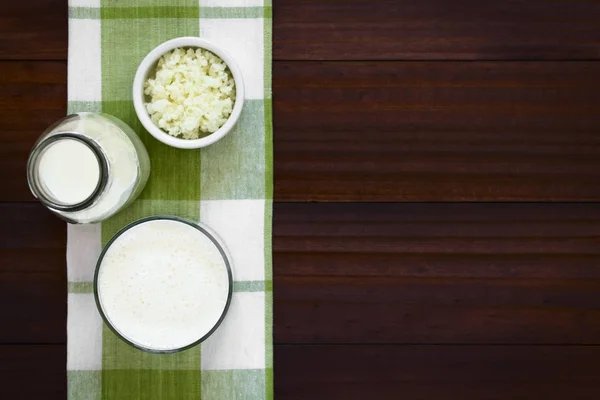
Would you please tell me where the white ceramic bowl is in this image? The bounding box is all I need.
[133,37,244,149]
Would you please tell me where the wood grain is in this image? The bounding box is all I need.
[3,0,600,398]
[0,1,67,60]
[0,204,66,344]
[4,202,600,345]
[3,344,600,400]
[0,61,66,201]
[4,0,600,61]
[3,61,600,202]
[274,203,600,344]
[276,345,600,399]
[275,61,600,201]
[275,0,600,60]
[0,346,65,399]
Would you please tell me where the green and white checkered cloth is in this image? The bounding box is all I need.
[66,1,273,398]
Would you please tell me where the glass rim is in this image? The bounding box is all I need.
[27,132,109,212]
[93,216,234,354]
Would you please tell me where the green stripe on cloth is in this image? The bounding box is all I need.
[263,4,274,398]
[102,370,201,399]
[102,102,202,202]
[101,6,199,19]
[69,6,273,20]
[67,101,102,114]
[263,0,274,199]
[68,0,273,397]
[101,325,201,370]
[89,281,274,297]
[264,100,273,199]
[234,280,272,293]
[200,100,266,200]
[103,0,196,6]
[99,3,202,398]
[68,371,101,400]
[99,98,202,242]
[200,7,272,19]
[202,369,266,399]
[69,7,101,19]
[69,282,94,293]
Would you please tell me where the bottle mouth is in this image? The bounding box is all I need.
[27,132,109,212]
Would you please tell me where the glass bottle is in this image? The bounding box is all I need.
[27,113,150,223]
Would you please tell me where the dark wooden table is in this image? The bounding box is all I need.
[2,1,600,398]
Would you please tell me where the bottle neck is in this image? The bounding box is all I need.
[27,132,109,212]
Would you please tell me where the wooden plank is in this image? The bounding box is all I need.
[0,204,66,344]
[4,202,600,345]
[276,345,600,399]
[0,1,67,60]
[3,0,600,61]
[0,346,65,398]
[274,0,600,60]
[274,61,600,201]
[0,61,67,202]
[2,344,600,399]
[274,203,600,344]
[276,276,600,344]
[4,60,600,202]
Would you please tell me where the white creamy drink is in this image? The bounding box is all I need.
[97,219,231,351]
[37,139,100,205]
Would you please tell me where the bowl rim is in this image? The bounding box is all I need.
[93,216,234,353]
[132,36,244,149]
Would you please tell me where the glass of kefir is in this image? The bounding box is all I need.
[94,217,233,353]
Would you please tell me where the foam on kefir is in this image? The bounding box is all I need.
[97,219,230,351]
